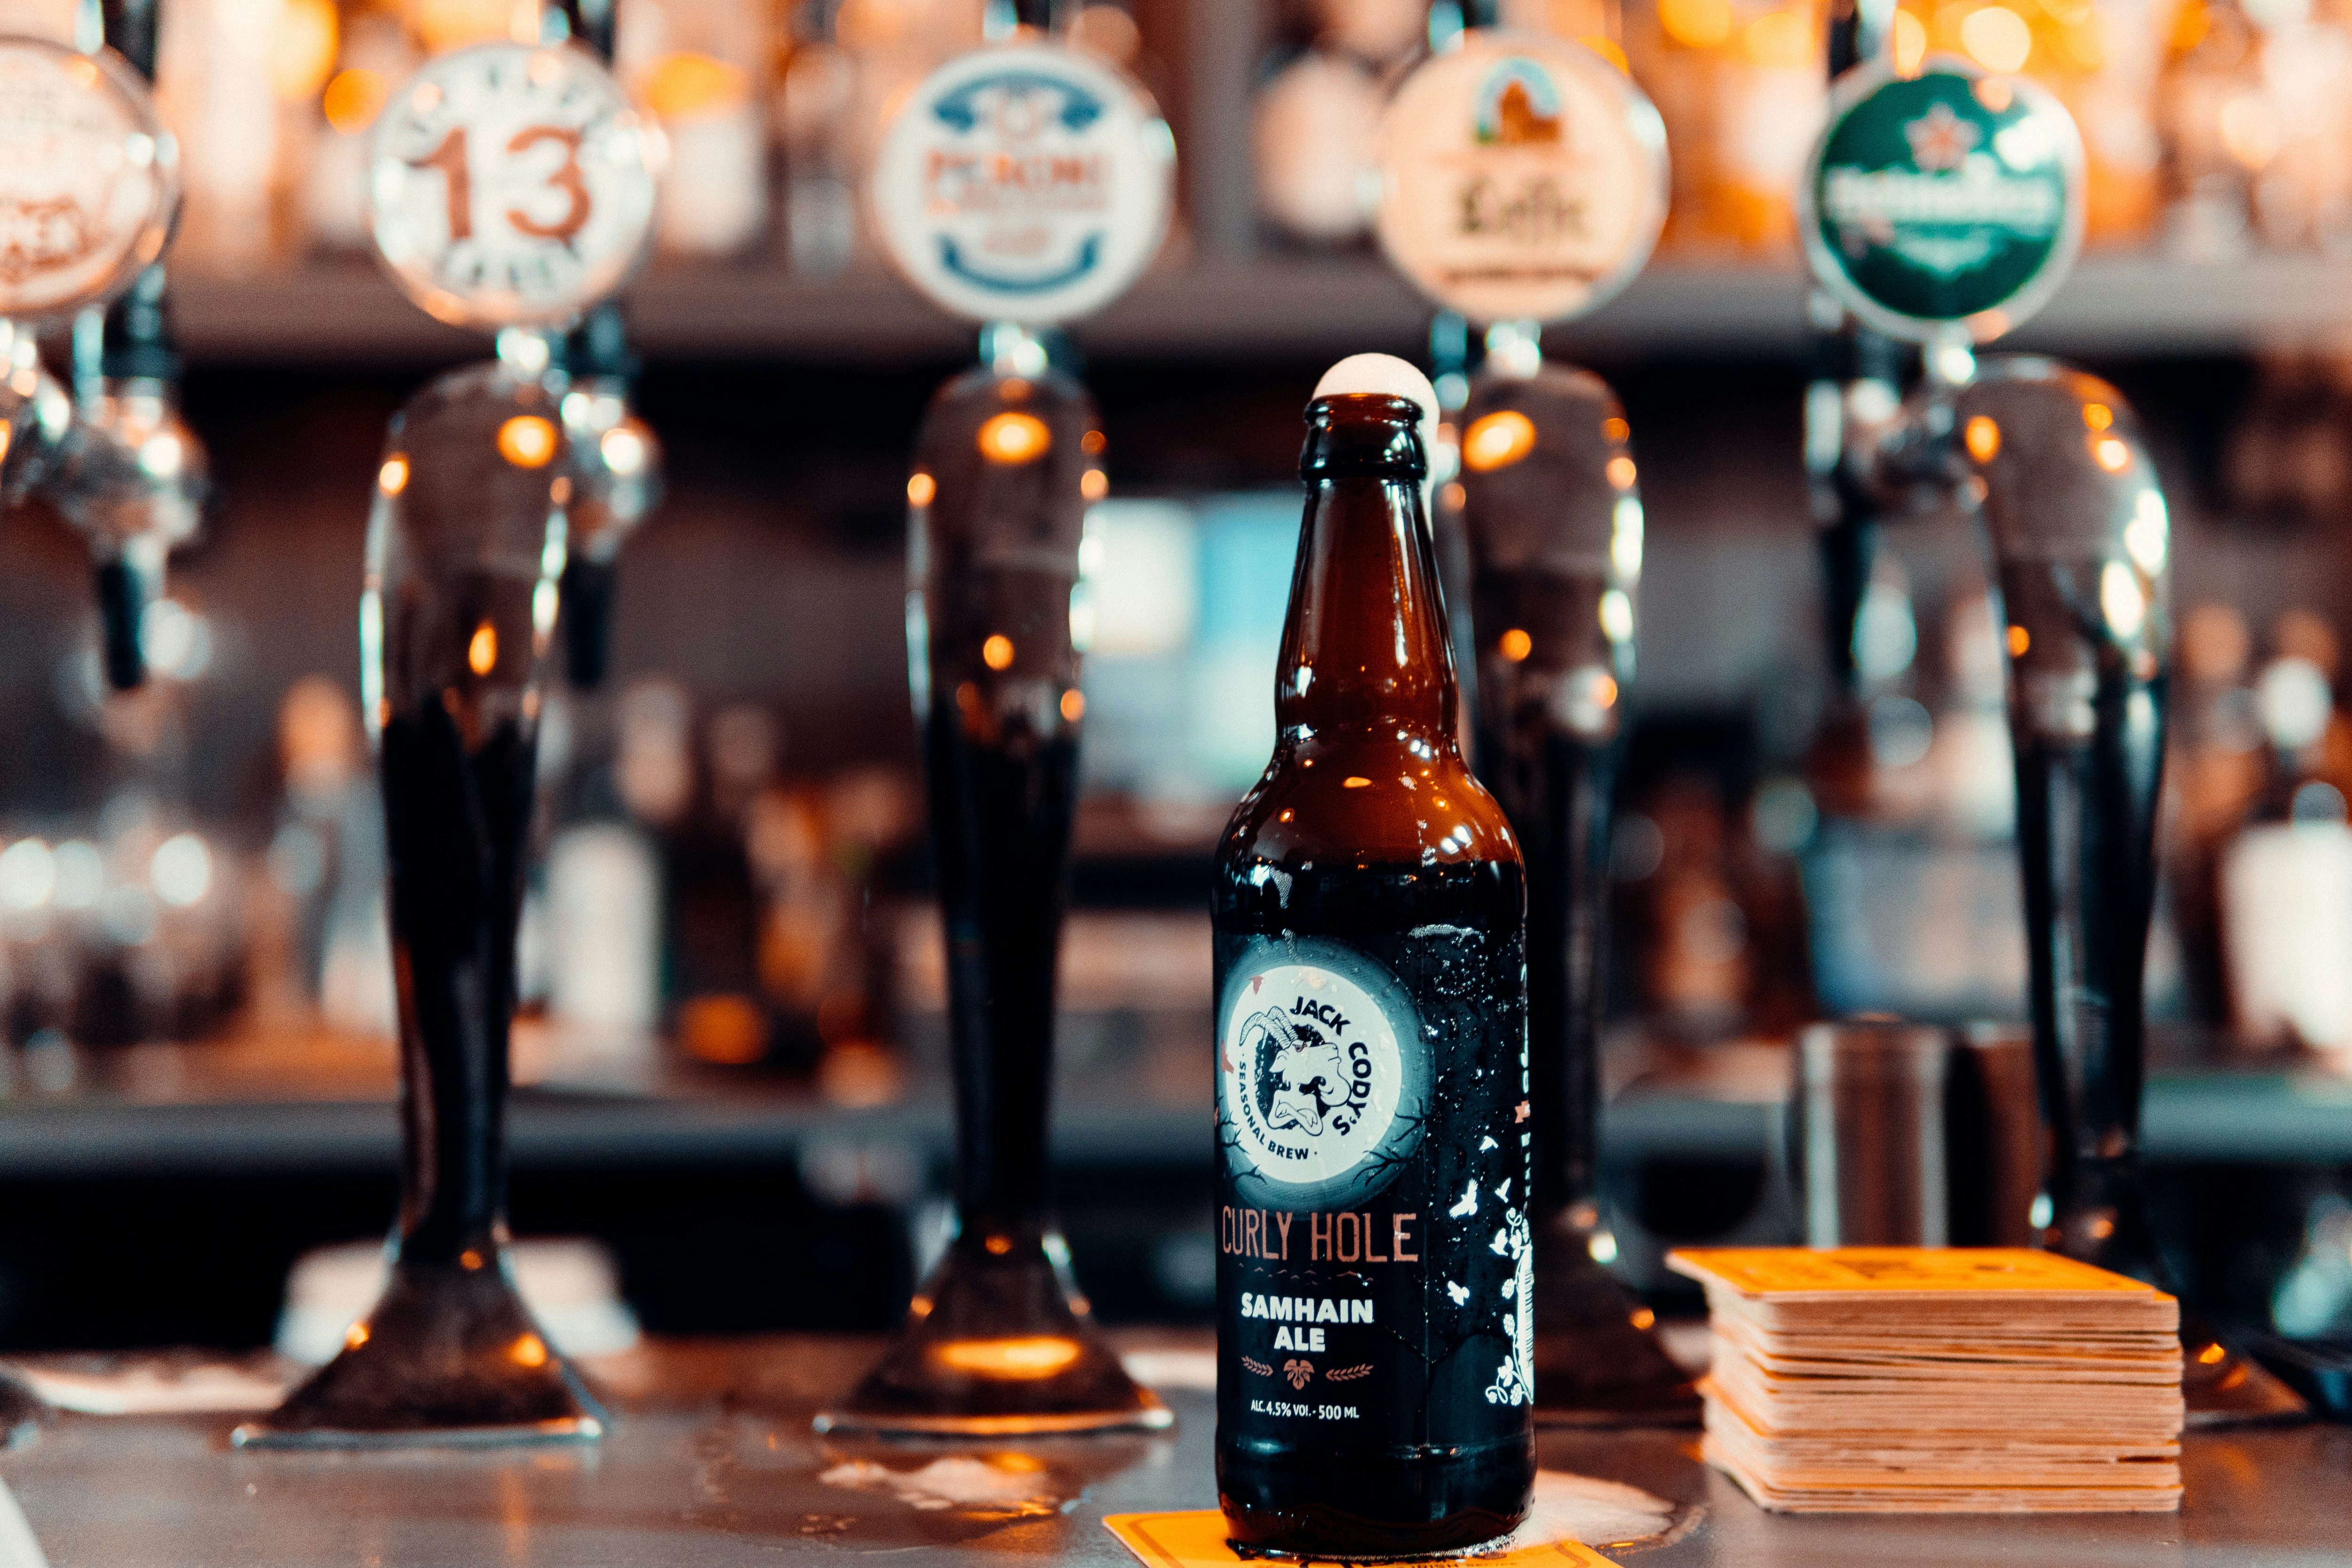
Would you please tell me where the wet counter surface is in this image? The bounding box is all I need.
[0,1336,2342,1567]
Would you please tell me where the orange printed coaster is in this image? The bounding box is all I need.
[1105,1512,1617,1568]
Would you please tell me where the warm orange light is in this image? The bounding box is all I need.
[1658,0,1735,47]
[977,412,1052,464]
[679,993,767,1064]
[497,415,557,468]
[640,50,750,119]
[467,621,498,676]
[982,634,1015,671]
[2196,1342,2227,1365]
[1080,468,1109,501]
[2083,403,2114,431]
[345,1321,370,1349]
[1629,1306,1656,1330]
[906,472,936,507]
[1080,429,1106,455]
[2007,624,2030,657]
[1605,454,1637,489]
[511,1333,549,1369]
[1973,76,2015,113]
[460,1248,485,1271]
[1593,673,1620,708]
[377,454,410,494]
[1499,628,1534,662]
[1964,415,2001,463]
[2093,436,2131,473]
[1462,410,1537,473]
[1342,776,1372,789]
[1961,7,2032,73]
[1059,688,1085,722]
[270,0,339,102]
[1740,8,1812,67]
[1278,808,1295,823]
[1441,482,1467,511]
[1891,9,1928,74]
[1602,416,1629,443]
[984,1234,1012,1255]
[1579,34,1630,72]
[928,1336,1083,1379]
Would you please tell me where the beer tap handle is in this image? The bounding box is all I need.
[235,33,660,1450]
[1955,364,2169,1270]
[0,2,198,691]
[1456,351,1691,1418]
[552,303,662,690]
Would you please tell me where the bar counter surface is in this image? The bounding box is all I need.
[0,1337,2339,1566]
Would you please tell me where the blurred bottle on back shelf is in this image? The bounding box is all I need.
[1625,0,1823,255]
[2161,0,2352,257]
[1251,0,1426,246]
[2219,614,2352,1054]
[618,0,770,257]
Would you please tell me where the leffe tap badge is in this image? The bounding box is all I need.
[368,42,664,330]
[871,41,1176,325]
[0,38,179,319]
[1799,57,2083,343]
[1374,32,1667,325]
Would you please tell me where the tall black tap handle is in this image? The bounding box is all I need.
[1957,358,2170,1266]
[1456,363,1637,1218]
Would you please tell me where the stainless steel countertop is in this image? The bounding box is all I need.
[0,1337,2341,1567]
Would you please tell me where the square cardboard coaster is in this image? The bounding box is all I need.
[1105,1512,1618,1568]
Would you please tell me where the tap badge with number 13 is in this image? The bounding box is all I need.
[1799,58,2084,343]
[0,37,179,319]
[1375,32,1667,326]
[871,41,1175,325]
[367,42,664,330]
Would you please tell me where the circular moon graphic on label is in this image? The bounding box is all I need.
[368,42,663,330]
[1218,943,1429,1211]
[0,38,179,319]
[1375,31,1666,325]
[870,42,1175,326]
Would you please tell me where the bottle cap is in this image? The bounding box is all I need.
[1799,58,2083,344]
[1374,31,1667,326]
[871,41,1175,326]
[1314,352,1439,480]
[368,42,664,331]
[0,39,179,320]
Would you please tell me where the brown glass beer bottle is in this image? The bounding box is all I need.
[1214,363,1535,1556]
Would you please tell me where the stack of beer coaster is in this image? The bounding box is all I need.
[1667,1247,2183,1513]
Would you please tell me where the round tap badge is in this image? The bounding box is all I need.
[368,42,663,331]
[1374,31,1667,326]
[1800,58,2083,343]
[870,42,1175,326]
[0,40,179,320]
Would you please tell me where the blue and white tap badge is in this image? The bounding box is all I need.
[871,42,1176,325]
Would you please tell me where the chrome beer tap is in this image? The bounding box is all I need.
[234,24,662,1449]
[1802,55,2302,1424]
[818,12,1175,1436]
[0,0,187,1449]
[1371,24,1691,1419]
[0,1,196,691]
[544,0,661,690]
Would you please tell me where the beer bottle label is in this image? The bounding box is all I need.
[1214,931,1534,1446]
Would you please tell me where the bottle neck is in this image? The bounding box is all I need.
[1276,474,1459,744]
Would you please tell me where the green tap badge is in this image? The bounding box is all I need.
[1799,58,2083,343]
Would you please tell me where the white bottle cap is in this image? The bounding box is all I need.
[1314,353,1439,483]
